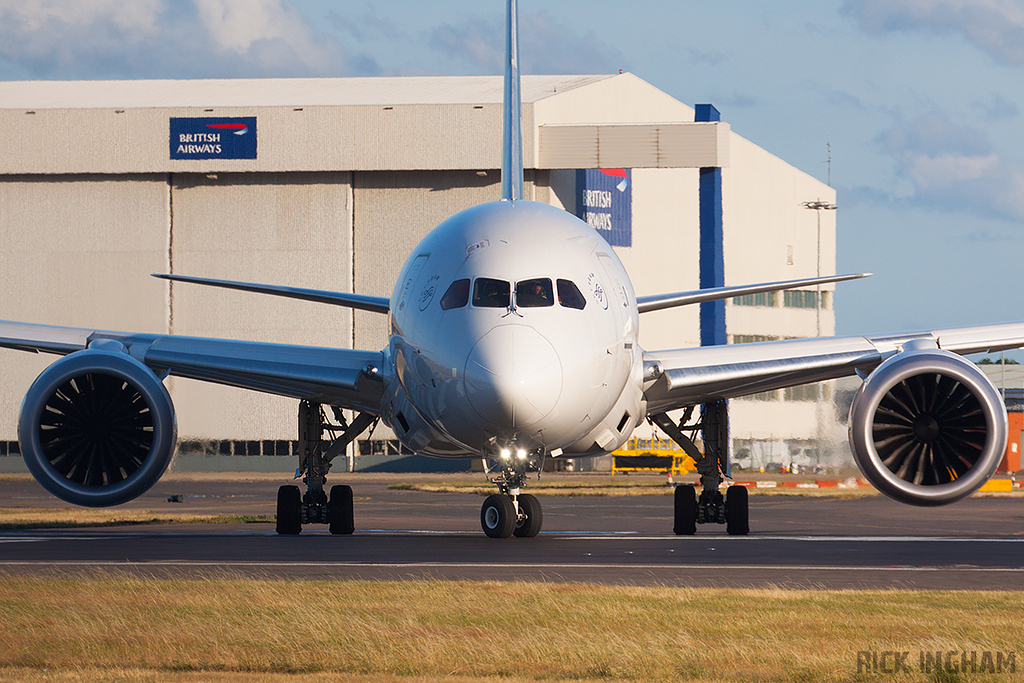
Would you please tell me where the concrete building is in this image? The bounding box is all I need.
[0,73,838,467]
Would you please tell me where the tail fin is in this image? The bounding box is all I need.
[501,0,524,202]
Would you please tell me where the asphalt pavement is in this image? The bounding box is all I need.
[1,473,1022,589]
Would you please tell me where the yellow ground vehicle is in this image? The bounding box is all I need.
[611,438,696,476]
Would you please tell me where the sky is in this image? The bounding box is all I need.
[0,0,1022,342]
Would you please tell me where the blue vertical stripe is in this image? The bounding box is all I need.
[696,104,725,346]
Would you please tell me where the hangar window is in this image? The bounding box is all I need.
[556,279,586,310]
[783,290,830,310]
[733,292,777,307]
[440,279,470,310]
[784,383,832,402]
[516,278,554,308]
[472,278,510,308]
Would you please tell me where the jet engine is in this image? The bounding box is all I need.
[848,339,1006,506]
[19,346,177,507]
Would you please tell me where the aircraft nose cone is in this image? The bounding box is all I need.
[464,325,563,428]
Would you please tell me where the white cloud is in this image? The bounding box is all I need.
[428,10,624,75]
[0,0,162,34]
[0,0,161,72]
[329,5,407,43]
[880,113,1024,221]
[976,93,1021,121]
[908,152,1024,221]
[429,17,496,73]
[0,0,346,78]
[840,0,1024,65]
[193,0,329,69]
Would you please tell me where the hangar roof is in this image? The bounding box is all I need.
[0,73,729,174]
[0,75,613,110]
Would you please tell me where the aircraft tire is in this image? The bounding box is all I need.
[512,493,543,538]
[328,484,355,535]
[673,485,697,535]
[725,485,749,536]
[481,494,516,538]
[276,485,302,535]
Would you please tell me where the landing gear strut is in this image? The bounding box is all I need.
[651,400,749,536]
[480,450,544,538]
[276,400,377,535]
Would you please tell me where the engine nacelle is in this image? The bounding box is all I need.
[848,339,1006,506]
[19,347,177,507]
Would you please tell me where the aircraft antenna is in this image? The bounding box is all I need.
[501,0,524,202]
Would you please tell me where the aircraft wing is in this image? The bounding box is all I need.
[636,273,870,313]
[152,274,391,314]
[643,321,1024,413]
[0,320,384,413]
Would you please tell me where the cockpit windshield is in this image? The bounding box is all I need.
[516,278,554,308]
[441,276,585,311]
[472,278,511,308]
[556,279,586,310]
[440,279,470,310]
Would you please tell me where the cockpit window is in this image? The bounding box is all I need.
[557,279,587,310]
[472,278,510,308]
[439,278,470,310]
[516,278,554,308]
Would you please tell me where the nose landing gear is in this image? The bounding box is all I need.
[480,451,544,538]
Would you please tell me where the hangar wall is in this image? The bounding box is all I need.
[0,73,842,468]
[169,171,354,441]
[0,175,170,438]
[723,134,841,465]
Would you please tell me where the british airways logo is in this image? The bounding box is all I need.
[576,168,632,247]
[599,168,629,192]
[206,123,249,136]
[170,117,257,160]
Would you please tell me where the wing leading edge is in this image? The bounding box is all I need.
[153,274,391,314]
[636,273,870,313]
[643,321,1024,413]
[0,320,384,413]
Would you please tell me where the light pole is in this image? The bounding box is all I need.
[802,199,836,469]
[802,200,836,337]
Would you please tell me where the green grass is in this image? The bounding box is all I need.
[389,480,881,498]
[0,508,272,530]
[0,578,1020,682]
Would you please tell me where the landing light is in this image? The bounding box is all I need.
[516,449,527,460]
[500,448,512,460]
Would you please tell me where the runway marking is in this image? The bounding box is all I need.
[357,530,1024,542]
[1,531,1023,543]
[561,535,1024,542]
[0,535,149,542]
[0,561,1022,572]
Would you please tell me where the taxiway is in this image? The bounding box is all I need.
[1,474,1021,589]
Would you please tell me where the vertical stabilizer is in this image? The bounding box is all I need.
[501,0,524,202]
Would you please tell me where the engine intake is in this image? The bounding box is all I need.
[19,348,177,507]
[848,340,1006,506]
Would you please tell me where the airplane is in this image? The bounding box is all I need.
[2,0,1022,538]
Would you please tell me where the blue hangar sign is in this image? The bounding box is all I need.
[169,117,257,160]
[576,168,632,247]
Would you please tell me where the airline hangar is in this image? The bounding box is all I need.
[0,73,839,471]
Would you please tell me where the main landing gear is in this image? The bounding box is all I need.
[276,400,377,535]
[671,481,748,536]
[651,400,749,536]
[480,449,544,538]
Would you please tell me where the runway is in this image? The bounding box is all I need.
[1,474,1023,589]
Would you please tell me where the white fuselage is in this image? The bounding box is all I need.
[380,200,644,460]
